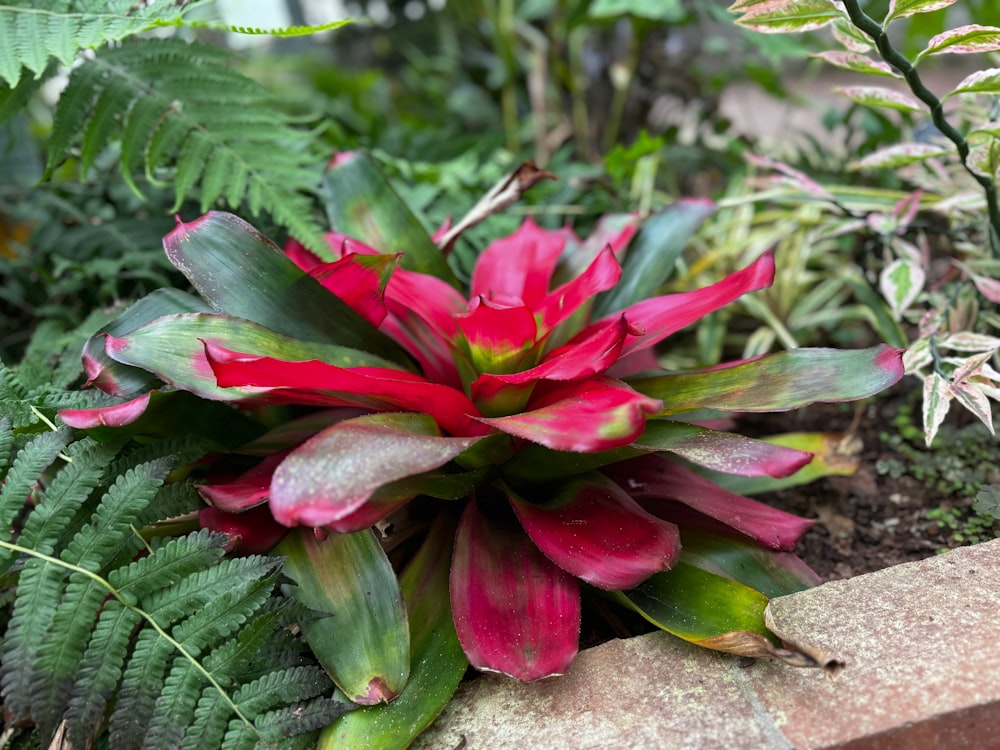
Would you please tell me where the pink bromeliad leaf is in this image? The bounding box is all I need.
[307,252,398,327]
[634,420,814,478]
[603,454,813,551]
[269,413,483,527]
[470,218,571,307]
[574,251,776,357]
[507,475,680,590]
[59,393,154,429]
[205,343,487,437]
[198,451,289,513]
[470,316,633,413]
[450,496,580,680]
[457,298,538,375]
[536,245,622,332]
[198,504,287,554]
[477,376,662,452]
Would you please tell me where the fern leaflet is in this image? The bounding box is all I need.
[0,0,207,88]
[46,37,327,250]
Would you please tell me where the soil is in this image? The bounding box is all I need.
[738,385,1000,582]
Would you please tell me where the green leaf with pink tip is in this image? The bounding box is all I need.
[915,25,1000,63]
[633,420,813,478]
[630,345,904,415]
[321,151,460,288]
[730,0,845,34]
[885,0,956,24]
[450,497,580,681]
[322,513,468,749]
[275,527,410,705]
[102,313,401,402]
[270,413,484,528]
[163,211,410,365]
[507,475,680,591]
[591,199,716,319]
[82,288,210,398]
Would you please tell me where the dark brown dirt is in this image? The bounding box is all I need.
[739,387,1000,582]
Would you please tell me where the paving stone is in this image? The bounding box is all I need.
[413,539,1000,750]
[754,538,1000,750]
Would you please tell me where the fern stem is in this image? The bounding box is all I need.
[841,0,1000,256]
[0,538,261,739]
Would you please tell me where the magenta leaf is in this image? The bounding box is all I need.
[607,251,776,357]
[307,252,398,327]
[198,452,287,513]
[456,298,538,375]
[198,504,287,554]
[536,245,622,332]
[477,376,661,451]
[269,413,483,527]
[471,218,569,307]
[508,475,680,590]
[59,393,153,429]
[631,345,905,415]
[450,497,580,680]
[205,343,487,437]
[604,454,813,551]
[634,420,813,477]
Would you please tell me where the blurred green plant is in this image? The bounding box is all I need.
[728,0,1000,446]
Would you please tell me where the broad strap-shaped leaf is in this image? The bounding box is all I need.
[507,475,680,590]
[456,299,538,375]
[634,420,813,478]
[477,376,661,452]
[306,252,399,327]
[679,527,821,599]
[163,211,410,365]
[205,343,487,437]
[269,413,483,527]
[630,345,904,415]
[536,245,622,333]
[322,513,467,748]
[321,151,460,288]
[591,199,716,318]
[59,393,154,429]
[579,251,775,358]
[101,313,401,403]
[82,288,210,397]
[697,431,863,496]
[602,454,813,551]
[450,496,580,681]
[276,528,409,704]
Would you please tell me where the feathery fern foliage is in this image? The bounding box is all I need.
[0,326,353,748]
[45,36,327,248]
[0,0,208,89]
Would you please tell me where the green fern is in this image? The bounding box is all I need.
[0,1,207,88]
[45,36,327,249]
[0,323,352,745]
[0,425,353,748]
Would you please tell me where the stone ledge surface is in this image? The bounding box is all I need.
[413,538,1000,750]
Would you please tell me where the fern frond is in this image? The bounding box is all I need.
[47,37,327,250]
[0,1,206,88]
[0,427,71,571]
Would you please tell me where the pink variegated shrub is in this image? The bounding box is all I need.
[62,154,902,713]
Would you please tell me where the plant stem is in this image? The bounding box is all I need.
[840,0,1000,257]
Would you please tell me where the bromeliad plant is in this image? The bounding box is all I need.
[62,152,903,744]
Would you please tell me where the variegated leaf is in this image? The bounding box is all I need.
[916,25,1000,63]
[945,68,1000,98]
[832,19,873,52]
[971,274,1000,303]
[835,86,925,113]
[879,258,925,319]
[732,0,845,34]
[885,0,957,24]
[950,380,995,434]
[811,51,900,78]
[938,332,1000,352]
[847,143,953,170]
[922,372,952,446]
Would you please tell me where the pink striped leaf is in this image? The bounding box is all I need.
[508,474,680,590]
[450,498,580,680]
